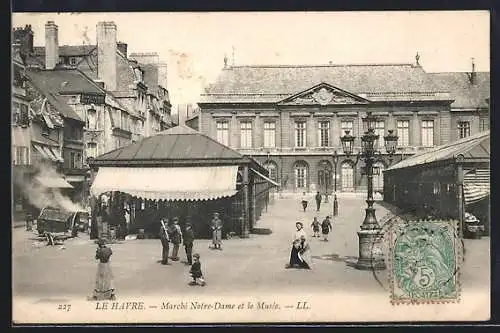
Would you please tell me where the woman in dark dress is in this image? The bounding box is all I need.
[286,222,308,269]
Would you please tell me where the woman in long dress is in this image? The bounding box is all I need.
[92,239,115,300]
[297,235,312,269]
[287,222,308,269]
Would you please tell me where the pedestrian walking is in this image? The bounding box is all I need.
[321,216,333,241]
[91,239,115,300]
[311,217,321,237]
[210,212,223,250]
[297,235,312,269]
[315,191,322,211]
[286,221,308,269]
[159,218,170,265]
[170,217,182,261]
[25,213,33,231]
[188,253,206,286]
[301,192,308,212]
[183,222,195,265]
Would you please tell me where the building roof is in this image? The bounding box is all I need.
[429,72,490,109]
[25,67,106,95]
[92,125,246,165]
[200,63,448,104]
[25,68,90,123]
[33,45,96,57]
[386,130,490,171]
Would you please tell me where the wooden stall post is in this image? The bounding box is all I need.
[241,165,250,238]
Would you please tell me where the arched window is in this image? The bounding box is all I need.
[294,161,309,190]
[373,161,386,192]
[341,162,354,192]
[264,161,278,182]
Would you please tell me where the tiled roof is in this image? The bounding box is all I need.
[200,64,446,103]
[94,125,244,163]
[386,130,490,171]
[25,67,105,95]
[33,45,96,57]
[25,69,89,123]
[429,72,490,109]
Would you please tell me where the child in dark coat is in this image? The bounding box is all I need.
[183,223,195,265]
[189,253,206,286]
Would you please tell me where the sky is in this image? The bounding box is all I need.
[12,11,490,110]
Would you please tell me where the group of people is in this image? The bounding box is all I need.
[91,212,226,299]
[301,191,327,212]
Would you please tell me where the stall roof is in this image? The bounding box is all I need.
[92,125,248,166]
[386,130,490,171]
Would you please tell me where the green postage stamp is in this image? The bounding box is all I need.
[388,219,462,304]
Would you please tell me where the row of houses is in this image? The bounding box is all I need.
[12,21,175,220]
[187,56,489,194]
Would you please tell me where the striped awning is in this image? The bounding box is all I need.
[33,143,64,163]
[90,166,239,201]
[35,175,73,189]
[463,168,490,205]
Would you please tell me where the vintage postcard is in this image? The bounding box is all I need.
[11,11,490,324]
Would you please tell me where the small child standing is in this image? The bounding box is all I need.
[321,216,333,241]
[311,217,321,237]
[189,253,206,286]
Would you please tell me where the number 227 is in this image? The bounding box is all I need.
[57,304,71,312]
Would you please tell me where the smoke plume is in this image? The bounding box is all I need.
[14,161,85,213]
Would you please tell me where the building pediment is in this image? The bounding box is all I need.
[278,83,371,106]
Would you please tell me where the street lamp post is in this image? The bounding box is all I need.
[332,151,339,216]
[340,113,398,271]
[324,163,329,203]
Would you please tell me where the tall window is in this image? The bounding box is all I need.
[294,161,308,189]
[87,142,98,158]
[421,120,434,147]
[458,121,471,139]
[87,108,97,130]
[263,121,276,148]
[264,161,278,181]
[480,118,489,132]
[374,121,385,148]
[341,162,354,191]
[295,121,306,147]
[216,121,229,146]
[240,121,253,148]
[397,120,410,147]
[341,120,354,135]
[373,162,385,191]
[12,146,29,165]
[318,121,330,147]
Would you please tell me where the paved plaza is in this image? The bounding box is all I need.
[12,195,490,301]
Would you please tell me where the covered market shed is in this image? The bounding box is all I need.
[88,125,278,239]
[383,130,490,235]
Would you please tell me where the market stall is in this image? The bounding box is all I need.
[383,130,490,236]
[88,126,277,240]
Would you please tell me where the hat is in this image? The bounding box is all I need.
[295,221,303,227]
[193,253,200,259]
[97,239,106,246]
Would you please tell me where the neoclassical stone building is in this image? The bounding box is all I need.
[194,58,489,194]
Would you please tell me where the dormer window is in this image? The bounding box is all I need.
[69,57,78,66]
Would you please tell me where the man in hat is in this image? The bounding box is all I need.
[169,217,182,261]
[159,217,170,265]
[183,221,195,265]
[210,212,223,250]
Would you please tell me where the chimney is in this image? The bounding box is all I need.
[97,21,117,91]
[45,21,59,69]
[467,58,476,85]
[117,41,128,57]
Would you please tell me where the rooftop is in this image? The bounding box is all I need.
[93,125,246,165]
[200,63,447,104]
[386,130,490,171]
[429,72,490,109]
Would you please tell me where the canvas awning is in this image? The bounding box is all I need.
[90,166,239,201]
[464,183,490,205]
[35,175,74,188]
[250,168,280,187]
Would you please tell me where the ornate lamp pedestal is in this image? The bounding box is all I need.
[356,201,386,270]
